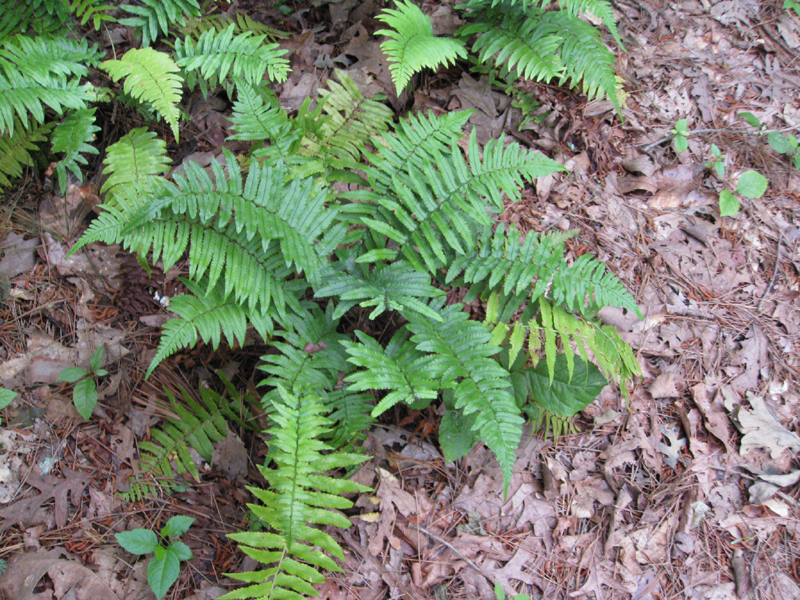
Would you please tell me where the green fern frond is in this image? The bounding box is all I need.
[0,35,102,83]
[325,389,375,448]
[299,71,393,176]
[349,128,565,273]
[545,10,619,108]
[147,279,252,377]
[222,387,370,600]
[0,0,71,38]
[70,0,117,30]
[51,108,100,193]
[549,0,621,46]
[315,259,445,321]
[100,127,170,198]
[175,23,290,89]
[0,71,94,136]
[343,329,440,417]
[119,0,201,46]
[459,8,564,84]
[180,12,286,42]
[102,48,183,139]
[122,377,250,501]
[447,223,640,317]
[376,0,468,93]
[0,118,53,187]
[406,303,524,491]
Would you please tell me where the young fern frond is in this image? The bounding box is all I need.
[175,23,290,90]
[99,127,171,199]
[102,48,183,139]
[376,0,468,93]
[222,387,369,600]
[119,0,201,46]
[0,119,53,187]
[51,108,100,193]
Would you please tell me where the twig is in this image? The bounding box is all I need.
[756,233,783,313]
[413,524,493,581]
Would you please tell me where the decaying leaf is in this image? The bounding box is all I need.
[731,394,800,459]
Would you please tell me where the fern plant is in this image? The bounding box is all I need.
[378,0,623,111]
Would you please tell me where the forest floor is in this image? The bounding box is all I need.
[1,1,800,599]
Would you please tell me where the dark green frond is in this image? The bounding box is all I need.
[70,0,117,30]
[119,0,201,46]
[406,303,524,490]
[51,108,100,193]
[175,23,289,88]
[0,119,52,187]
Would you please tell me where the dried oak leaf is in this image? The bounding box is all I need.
[0,468,91,533]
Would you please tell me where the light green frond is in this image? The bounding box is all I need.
[70,0,117,30]
[175,23,289,87]
[377,0,468,93]
[100,127,170,199]
[221,387,369,600]
[51,108,100,193]
[102,48,183,139]
[0,118,53,187]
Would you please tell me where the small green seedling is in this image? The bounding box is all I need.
[494,582,531,600]
[0,388,17,426]
[115,515,195,600]
[672,118,690,152]
[57,346,108,420]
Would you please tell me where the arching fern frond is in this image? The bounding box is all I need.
[119,0,201,46]
[0,0,71,38]
[102,48,183,139]
[51,108,100,193]
[376,0,468,93]
[406,303,524,491]
[447,223,640,317]
[100,127,170,198]
[223,387,370,600]
[348,128,565,273]
[175,23,289,90]
[0,118,53,187]
[0,71,94,136]
[0,35,102,83]
[70,0,117,30]
[548,0,621,46]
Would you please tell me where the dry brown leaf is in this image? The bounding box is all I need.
[731,394,800,459]
[0,468,92,532]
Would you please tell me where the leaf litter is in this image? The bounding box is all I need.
[1,1,800,599]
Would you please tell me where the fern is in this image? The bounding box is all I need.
[102,48,183,140]
[174,23,290,93]
[119,0,201,46]
[406,302,524,490]
[70,0,117,30]
[348,126,566,273]
[376,0,468,93]
[0,0,71,38]
[0,118,53,187]
[222,387,370,600]
[51,108,100,193]
[122,375,255,501]
[99,127,171,199]
[0,35,101,84]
